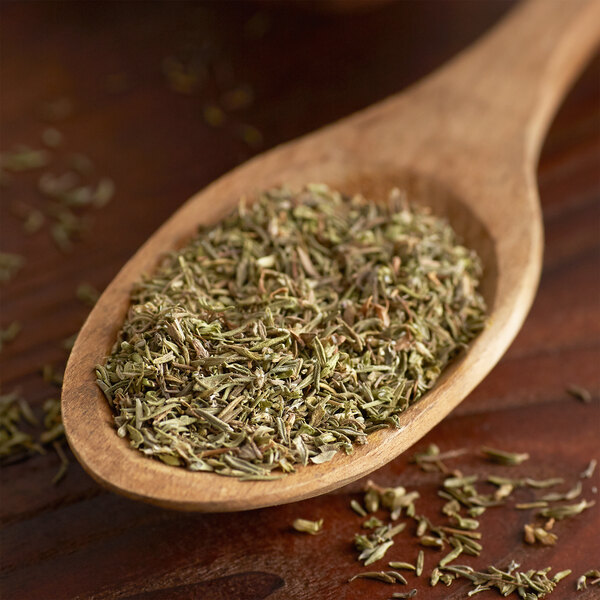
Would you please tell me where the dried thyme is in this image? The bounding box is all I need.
[42,364,64,387]
[348,570,407,584]
[239,124,263,148]
[292,518,323,535]
[444,564,572,598]
[580,459,597,479]
[412,443,467,473]
[415,550,424,577]
[40,397,65,444]
[487,476,564,489]
[566,384,592,404]
[576,569,600,591]
[355,523,406,566]
[523,523,557,546]
[388,562,415,571]
[76,282,100,307]
[221,85,254,111]
[350,499,367,517]
[62,332,79,351]
[342,443,599,597]
[22,208,45,234]
[51,440,69,484]
[390,591,417,599]
[0,146,50,171]
[0,252,25,284]
[0,391,41,459]
[0,321,21,352]
[363,516,384,529]
[541,481,582,502]
[438,543,462,568]
[516,501,548,510]
[6,140,114,252]
[538,499,595,521]
[97,185,486,477]
[0,391,67,484]
[481,446,529,466]
[42,127,63,148]
[203,105,226,127]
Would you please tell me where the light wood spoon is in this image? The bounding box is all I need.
[62,0,600,511]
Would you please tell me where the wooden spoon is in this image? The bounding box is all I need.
[62,0,600,511]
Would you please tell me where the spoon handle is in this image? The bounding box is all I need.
[429,0,600,163]
[363,0,600,170]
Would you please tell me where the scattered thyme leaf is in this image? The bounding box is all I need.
[0,252,25,284]
[292,518,323,535]
[538,499,595,521]
[481,446,529,465]
[76,282,100,307]
[566,384,592,404]
[581,459,597,479]
[0,321,21,352]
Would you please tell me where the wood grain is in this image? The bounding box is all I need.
[0,1,598,598]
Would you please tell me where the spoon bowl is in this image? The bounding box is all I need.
[62,0,599,511]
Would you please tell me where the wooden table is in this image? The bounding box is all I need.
[1,2,598,599]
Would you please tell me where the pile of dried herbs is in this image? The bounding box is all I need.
[96,184,486,477]
[332,444,598,598]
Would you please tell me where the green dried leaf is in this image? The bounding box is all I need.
[566,384,592,404]
[481,446,529,466]
[538,499,595,521]
[292,518,323,535]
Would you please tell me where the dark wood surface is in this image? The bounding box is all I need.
[1,2,598,599]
